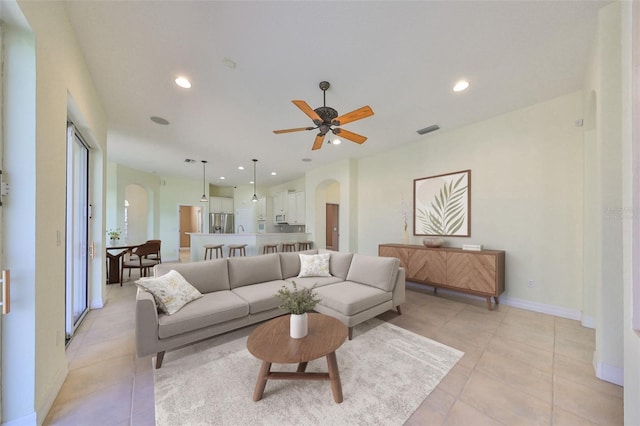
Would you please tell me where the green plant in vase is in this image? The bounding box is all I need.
[276,281,321,338]
[107,228,121,245]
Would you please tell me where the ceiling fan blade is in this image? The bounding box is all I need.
[273,127,315,134]
[331,105,374,126]
[292,100,323,125]
[332,128,367,144]
[312,133,326,150]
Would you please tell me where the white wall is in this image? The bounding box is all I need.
[5,1,108,423]
[358,91,584,314]
[583,0,625,385]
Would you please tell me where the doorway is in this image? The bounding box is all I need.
[179,205,203,248]
[326,203,339,251]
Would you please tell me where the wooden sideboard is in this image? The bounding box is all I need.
[379,244,505,310]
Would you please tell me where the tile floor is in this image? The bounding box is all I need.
[44,256,623,425]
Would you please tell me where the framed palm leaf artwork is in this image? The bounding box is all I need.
[414,170,471,237]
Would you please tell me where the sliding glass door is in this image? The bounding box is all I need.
[65,123,89,341]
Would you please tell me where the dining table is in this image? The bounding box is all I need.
[106,244,140,284]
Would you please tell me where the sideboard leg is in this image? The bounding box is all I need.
[485,297,493,311]
[494,296,500,306]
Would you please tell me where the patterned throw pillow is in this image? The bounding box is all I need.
[137,270,203,315]
[297,253,331,278]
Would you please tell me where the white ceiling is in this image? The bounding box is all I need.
[64,0,607,188]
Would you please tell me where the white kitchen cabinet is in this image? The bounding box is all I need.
[295,191,306,225]
[273,191,287,221]
[286,191,306,225]
[210,197,234,213]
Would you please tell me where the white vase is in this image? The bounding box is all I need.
[290,313,308,339]
[109,237,118,247]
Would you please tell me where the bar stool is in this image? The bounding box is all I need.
[282,242,296,252]
[228,244,247,257]
[204,244,224,260]
[298,241,313,251]
[263,243,278,254]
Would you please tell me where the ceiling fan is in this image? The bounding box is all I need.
[273,81,374,150]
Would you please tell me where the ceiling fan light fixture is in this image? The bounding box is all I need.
[331,138,342,145]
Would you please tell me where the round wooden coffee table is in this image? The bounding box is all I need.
[247,313,348,403]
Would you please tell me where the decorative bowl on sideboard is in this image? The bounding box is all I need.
[422,238,445,248]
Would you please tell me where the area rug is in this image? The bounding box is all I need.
[153,318,464,425]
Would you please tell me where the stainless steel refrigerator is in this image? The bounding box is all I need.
[210,213,234,233]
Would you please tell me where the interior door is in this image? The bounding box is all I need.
[326,203,339,251]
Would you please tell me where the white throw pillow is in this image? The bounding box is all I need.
[137,269,203,315]
[297,253,331,278]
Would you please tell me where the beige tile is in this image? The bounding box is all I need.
[460,371,551,425]
[553,376,624,425]
[475,350,552,403]
[485,334,554,373]
[437,362,472,398]
[444,400,505,426]
[53,354,135,406]
[502,308,556,334]
[406,387,456,425]
[552,406,598,426]
[131,406,156,426]
[68,333,136,370]
[553,353,622,399]
[554,336,596,364]
[46,381,132,426]
[494,321,554,352]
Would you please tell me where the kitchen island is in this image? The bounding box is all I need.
[188,232,312,261]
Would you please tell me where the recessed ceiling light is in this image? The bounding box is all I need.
[219,176,225,180]
[453,80,469,92]
[249,180,254,184]
[331,138,342,145]
[238,166,245,170]
[271,172,277,176]
[151,116,170,125]
[175,76,191,89]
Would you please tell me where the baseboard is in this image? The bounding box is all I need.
[594,360,624,386]
[581,314,596,329]
[2,412,37,426]
[90,297,105,309]
[406,282,583,321]
[499,295,582,321]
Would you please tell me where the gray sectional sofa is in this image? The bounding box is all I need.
[135,249,405,368]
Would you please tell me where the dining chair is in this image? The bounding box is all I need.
[120,241,160,285]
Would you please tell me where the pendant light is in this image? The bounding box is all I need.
[200,160,208,202]
[251,159,258,203]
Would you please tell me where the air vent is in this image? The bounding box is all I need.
[416,124,440,135]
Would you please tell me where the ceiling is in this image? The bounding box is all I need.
[64,1,607,188]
